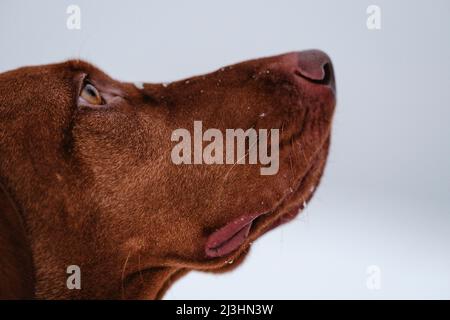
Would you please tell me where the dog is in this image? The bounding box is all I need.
[0,50,336,299]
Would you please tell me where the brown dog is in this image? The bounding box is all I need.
[0,50,336,299]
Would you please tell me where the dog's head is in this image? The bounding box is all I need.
[0,50,335,299]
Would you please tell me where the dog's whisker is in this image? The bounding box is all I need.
[288,152,295,185]
[297,141,308,163]
[222,130,259,182]
[291,137,301,162]
[121,251,132,299]
[138,252,144,284]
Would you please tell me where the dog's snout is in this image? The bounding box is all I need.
[278,50,335,91]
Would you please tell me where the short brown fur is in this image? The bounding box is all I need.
[0,52,335,299]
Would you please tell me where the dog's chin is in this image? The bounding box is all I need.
[204,136,330,269]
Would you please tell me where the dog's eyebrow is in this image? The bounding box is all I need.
[66,59,102,74]
[66,60,118,88]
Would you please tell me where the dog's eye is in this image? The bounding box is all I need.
[80,83,103,105]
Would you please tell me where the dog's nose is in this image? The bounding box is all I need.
[296,50,333,84]
[279,50,335,91]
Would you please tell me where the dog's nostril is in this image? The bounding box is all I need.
[294,50,335,88]
[321,62,333,86]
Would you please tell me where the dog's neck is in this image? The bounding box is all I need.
[0,180,34,299]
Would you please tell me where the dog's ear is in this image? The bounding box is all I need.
[0,183,34,299]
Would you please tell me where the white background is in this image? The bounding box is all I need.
[1,0,449,299]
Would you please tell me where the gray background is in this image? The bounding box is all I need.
[1,0,449,299]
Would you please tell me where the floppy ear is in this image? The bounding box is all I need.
[0,182,34,299]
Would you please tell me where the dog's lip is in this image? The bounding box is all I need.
[204,138,327,259]
[204,170,313,259]
[205,212,267,258]
[204,193,306,259]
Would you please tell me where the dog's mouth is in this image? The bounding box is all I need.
[204,206,307,258]
[204,138,329,258]
[205,212,263,258]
